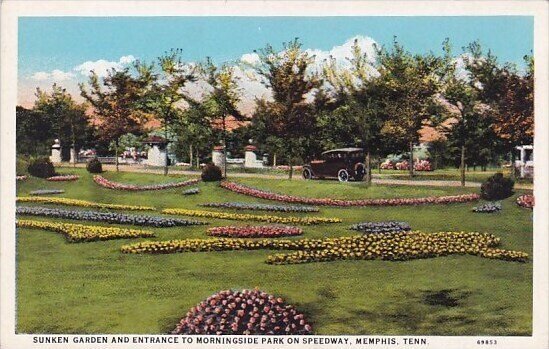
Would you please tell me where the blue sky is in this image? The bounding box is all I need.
[18,16,533,106]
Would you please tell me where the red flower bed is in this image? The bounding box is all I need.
[516,194,534,209]
[220,181,480,207]
[172,289,312,335]
[207,225,303,238]
[93,175,199,191]
[46,175,80,181]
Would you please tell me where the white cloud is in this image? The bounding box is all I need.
[50,69,76,81]
[73,55,137,78]
[240,53,261,66]
[30,71,51,81]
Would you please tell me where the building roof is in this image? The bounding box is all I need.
[321,148,363,155]
[143,135,169,144]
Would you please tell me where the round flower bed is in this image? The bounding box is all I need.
[472,202,502,213]
[182,188,200,195]
[16,206,205,228]
[220,181,480,207]
[17,219,154,242]
[16,175,28,181]
[46,175,80,182]
[161,208,340,225]
[200,202,319,213]
[121,231,528,264]
[17,196,155,211]
[207,226,303,238]
[93,175,200,191]
[28,190,65,196]
[172,289,312,335]
[516,194,534,209]
[350,221,411,234]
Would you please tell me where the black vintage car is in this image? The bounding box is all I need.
[302,148,366,182]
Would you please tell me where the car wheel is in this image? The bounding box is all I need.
[338,169,350,182]
[302,168,313,180]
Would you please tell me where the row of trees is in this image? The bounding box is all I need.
[17,37,533,183]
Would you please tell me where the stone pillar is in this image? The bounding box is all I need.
[69,147,77,164]
[244,145,263,168]
[147,144,167,167]
[212,146,225,168]
[50,139,62,163]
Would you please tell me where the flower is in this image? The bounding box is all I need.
[200,202,319,213]
[93,175,200,191]
[16,206,206,227]
[16,175,28,181]
[28,190,65,196]
[207,225,303,238]
[220,181,480,207]
[46,175,80,181]
[172,289,312,335]
[162,208,341,225]
[182,188,200,195]
[350,221,411,234]
[516,194,534,209]
[472,202,502,213]
[16,219,154,242]
[17,196,155,211]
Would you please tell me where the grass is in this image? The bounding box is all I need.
[15,168,533,335]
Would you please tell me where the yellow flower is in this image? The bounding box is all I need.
[17,196,156,211]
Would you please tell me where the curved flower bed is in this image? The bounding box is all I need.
[17,196,155,211]
[93,175,199,191]
[47,175,80,181]
[200,202,319,213]
[162,208,340,225]
[16,175,28,181]
[350,221,411,234]
[120,231,528,264]
[207,226,303,238]
[16,206,205,227]
[472,202,502,213]
[516,194,534,209]
[182,188,200,195]
[172,289,312,335]
[29,190,65,196]
[220,181,480,207]
[17,219,154,242]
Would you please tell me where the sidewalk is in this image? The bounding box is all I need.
[59,163,533,190]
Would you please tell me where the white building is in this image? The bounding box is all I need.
[515,145,534,178]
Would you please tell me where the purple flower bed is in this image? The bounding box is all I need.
[200,202,319,213]
[350,221,411,234]
[29,189,65,196]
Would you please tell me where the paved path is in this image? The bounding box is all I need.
[60,163,533,190]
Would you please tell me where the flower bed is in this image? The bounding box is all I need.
[93,175,200,191]
[350,221,411,234]
[207,226,303,238]
[17,196,155,211]
[516,194,534,209]
[162,208,340,225]
[200,202,319,213]
[172,289,312,335]
[17,219,154,242]
[16,175,28,181]
[16,206,205,227]
[120,231,528,264]
[220,181,480,207]
[46,175,80,181]
[414,160,432,171]
[472,202,502,213]
[29,190,65,196]
[182,188,200,195]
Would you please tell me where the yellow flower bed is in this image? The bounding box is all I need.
[17,196,156,211]
[120,231,528,264]
[161,208,341,225]
[16,219,155,242]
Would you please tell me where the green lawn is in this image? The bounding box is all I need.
[15,168,533,335]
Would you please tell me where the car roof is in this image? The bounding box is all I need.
[321,148,364,155]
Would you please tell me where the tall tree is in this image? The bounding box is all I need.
[377,39,444,178]
[201,58,244,178]
[137,49,197,175]
[251,38,321,179]
[80,67,149,171]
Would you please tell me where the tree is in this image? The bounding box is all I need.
[32,84,93,160]
[136,49,197,175]
[16,106,54,156]
[172,104,214,168]
[80,67,149,171]
[251,38,321,179]
[377,39,444,178]
[201,58,244,178]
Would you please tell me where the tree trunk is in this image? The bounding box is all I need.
[365,150,371,184]
[510,151,516,180]
[196,149,199,169]
[115,138,119,172]
[163,123,169,176]
[460,145,466,187]
[288,161,293,180]
[222,115,227,179]
[273,153,277,168]
[409,141,414,178]
[189,144,193,169]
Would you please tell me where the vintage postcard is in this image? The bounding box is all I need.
[1,1,547,348]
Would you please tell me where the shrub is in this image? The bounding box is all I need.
[16,156,30,176]
[27,157,56,178]
[201,163,223,182]
[480,173,514,200]
[86,158,103,173]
